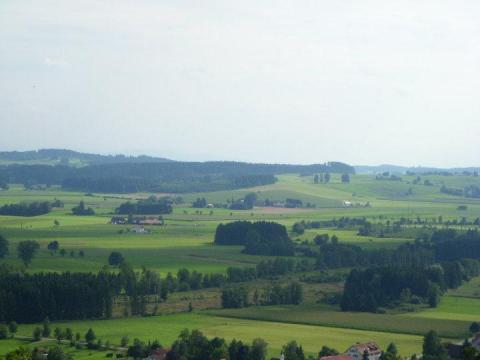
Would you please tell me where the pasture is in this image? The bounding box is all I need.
[1,172,480,358]
[208,303,471,338]
[2,173,479,274]
[14,313,425,357]
[405,296,480,322]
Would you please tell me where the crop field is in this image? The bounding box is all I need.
[1,172,480,358]
[207,303,471,339]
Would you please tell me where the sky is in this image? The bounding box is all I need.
[0,1,479,167]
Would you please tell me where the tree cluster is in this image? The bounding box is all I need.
[116,196,172,215]
[215,221,294,256]
[161,258,296,295]
[0,202,52,217]
[0,261,166,323]
[340,258,480,312]
[0,271,115,323]
[221,281,303,309]
[71,201,95,216]
[166,329,268,360]
[192,198,207,208]
[313,173,331,184]
[441,184,480,199]
[229,193,258,210]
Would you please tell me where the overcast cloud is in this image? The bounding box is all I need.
[0,0,479,167]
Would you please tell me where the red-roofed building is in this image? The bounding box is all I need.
[146,348,169,360]
[346,342,382,360]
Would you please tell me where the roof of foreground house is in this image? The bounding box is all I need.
[348,342,382,355]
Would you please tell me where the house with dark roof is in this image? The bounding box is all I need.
[447,343,463,359]
[346,342,382,360]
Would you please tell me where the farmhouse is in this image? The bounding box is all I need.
[145,348,169,360]
[346,342,382,360]
[447,343,463,359]
[138,218,163,226]
[111,216,127,224]
[343,200,352,207]
[130,226,148,234]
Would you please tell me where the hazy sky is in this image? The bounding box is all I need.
[1,1,479,167]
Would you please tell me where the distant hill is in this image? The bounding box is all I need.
[355,164,480,175]
[0,149,173,166]
[0,149,354,193]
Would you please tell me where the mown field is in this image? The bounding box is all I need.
[1,172,480,358]
[207,303,471,339]
[11,313,425,358]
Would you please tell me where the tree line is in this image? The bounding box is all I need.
[0,260,165,323]
[441,184,480,199]
[0,270,115,323]
[160,258,299,293]
[339,229,480,312]
[115,196,173,215]
[0,251,301,323]
[221,282,303,308]
[0,201,52,216]
[304,229,480,271]
[0,161,353,194]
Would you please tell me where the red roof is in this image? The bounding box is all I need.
[149,349,169,360]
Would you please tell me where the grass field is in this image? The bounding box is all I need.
[13,312,425,357]
[1,174,479,274]
[448,276,480,299]
[0,339,108,360]
[207,303,471,339]
[1,173,480,358]
[405,296,480,322]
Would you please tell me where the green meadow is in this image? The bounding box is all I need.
[208,303,471,339]
[13,313,425,357]
[2,173,479,275]
[1,173,480,357]
[405,296,480,322]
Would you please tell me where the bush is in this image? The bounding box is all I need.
[33,327,42,341]
[8,321,18,336]
[292,222,305,235]
[0,324,9,339]
[108,252,124,266]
